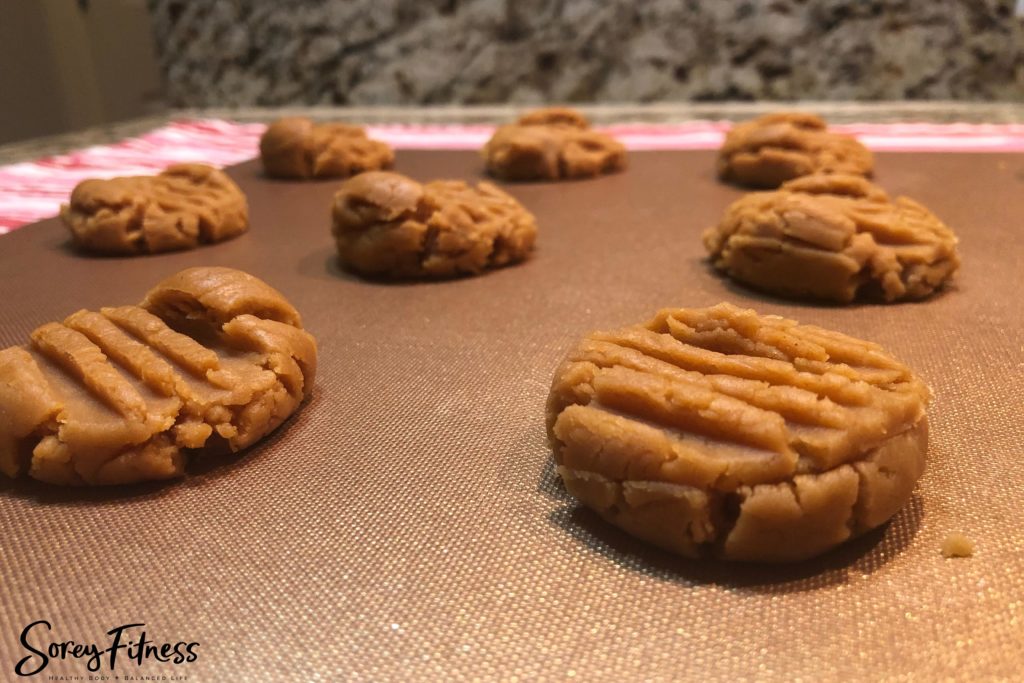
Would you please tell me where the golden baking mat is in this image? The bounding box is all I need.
[1,150,1021,680]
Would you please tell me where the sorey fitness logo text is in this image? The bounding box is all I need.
[15,621,198,677]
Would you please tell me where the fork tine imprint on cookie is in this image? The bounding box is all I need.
[0,267,317,486]
[60,163,249,255]
[547,302,930,562]
[483,107,627,181]
[718,112,873,188]
[331,171,538,279]
[704,174,960,303]
[259,117,394,179]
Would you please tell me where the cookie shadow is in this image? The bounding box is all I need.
[484,174,621,188]
[321,247,443,286]
[56,239,140,260]
[0,393,316,506]
[541,457,924,593]
[54,237,243,261]
[293,243,388,285]
[295,243,534,287]
[256,171,342,186]
[704,260,959,310]
[0,473,173,505]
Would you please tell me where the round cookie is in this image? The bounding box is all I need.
[260,116,394,179]
[483,107,626,181]
[517,107,591,128]
[703,174,960,303]
[547,302,931,562]
[60,164,248,255]
[331,171,537,279]
[0,267,317,486]
[718,112,873,188]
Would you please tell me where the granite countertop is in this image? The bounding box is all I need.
[148,2,1024,105]
[3,102,1024,165]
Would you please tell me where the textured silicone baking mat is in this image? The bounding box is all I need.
[1,150,1021,681]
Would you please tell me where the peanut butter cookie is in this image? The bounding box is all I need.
[331,171,537,279]
[547,303,930,562]
[61,164,248,255]
[483,107,626,181]
[0,267,317,486]
[260,117,394,179]
[704,174,959,303]
[718,113,873,188]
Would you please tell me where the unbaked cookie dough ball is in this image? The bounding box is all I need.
[483,107,626,181]
[718,112,873,188]
[0,267,317,486]
[331,171,537,279]
[260,117,394,179]
[704,174,960,303]
[547,302,931,562]
[60,164,248,255]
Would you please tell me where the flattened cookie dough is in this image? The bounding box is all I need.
[704,174,960,303]
[260,117,394,179]
[331,171,537,279]
[61,164,248,255]
[547,303,931,562]
[0,267,317,486]
[483,107,626,181]
[718,112,873,188]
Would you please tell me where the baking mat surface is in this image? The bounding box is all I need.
[0,150,1021,681]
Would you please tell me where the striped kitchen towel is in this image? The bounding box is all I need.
[3,118,1023,234]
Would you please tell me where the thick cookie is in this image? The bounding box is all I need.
[60,164,248,255]
[483,107,626,181]
[547,303,930,562]
[718,113,873,188]
[260,117,394,179]
[704,174,960,303]
[331,171,537,279]
[0,267,317,486]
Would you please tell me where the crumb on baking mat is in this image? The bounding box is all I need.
[941,533,975,558]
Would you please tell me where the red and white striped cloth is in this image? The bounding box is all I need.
[3,118,1024,234]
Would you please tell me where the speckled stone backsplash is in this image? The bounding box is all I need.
[148,0,1024,106]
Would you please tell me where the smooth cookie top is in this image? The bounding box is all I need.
[704,174,960,303]
[718,112,873,188]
